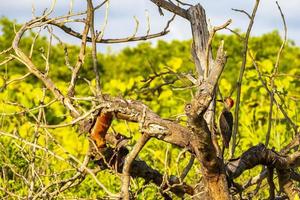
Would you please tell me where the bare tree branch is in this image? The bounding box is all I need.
[226,143,300,198]
[121,134,150,199]
[87,0,101,94]
[49,20,171,43]
[67,1,92,97]
[150,0,188,19]
[231,0,260,158]
[11,19,80,117]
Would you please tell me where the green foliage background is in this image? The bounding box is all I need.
[0,17,300,199]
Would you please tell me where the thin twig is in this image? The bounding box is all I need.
[231,0,260,158]
[87,0,101,94]
[28,89,46,199]
[173,0,192,7]
[205,19,231,77]
[39,103,108,128]
[11,19,80,117]
[121,134,150,199]
[231,8,251,19]
[249,52,298,134]
[265,1,287,147]
[67,1,92,97]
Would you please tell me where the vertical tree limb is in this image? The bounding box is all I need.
[121,134,150,199]
[187,4,211,81]
[266,1,288,148]
[267,167,275,199]
[87,0,101,95]
[185,7,230,196]
[67,0,92,97]
[231,0,260,158]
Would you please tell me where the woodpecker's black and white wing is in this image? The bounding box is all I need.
[218,109,233,148]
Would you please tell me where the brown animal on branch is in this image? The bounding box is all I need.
[90,111,113,148]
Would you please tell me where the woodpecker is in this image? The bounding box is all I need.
[218,97,234,158]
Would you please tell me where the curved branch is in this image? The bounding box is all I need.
[93,136,194,198]
[226,144,300,198]
[226,144,300,179]
[121,134,150,199]
[11,19,80,117]
[49,21,170,44]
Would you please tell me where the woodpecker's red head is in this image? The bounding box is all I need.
[225,97,234,110]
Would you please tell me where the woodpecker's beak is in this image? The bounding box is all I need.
[216,99,224,103]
